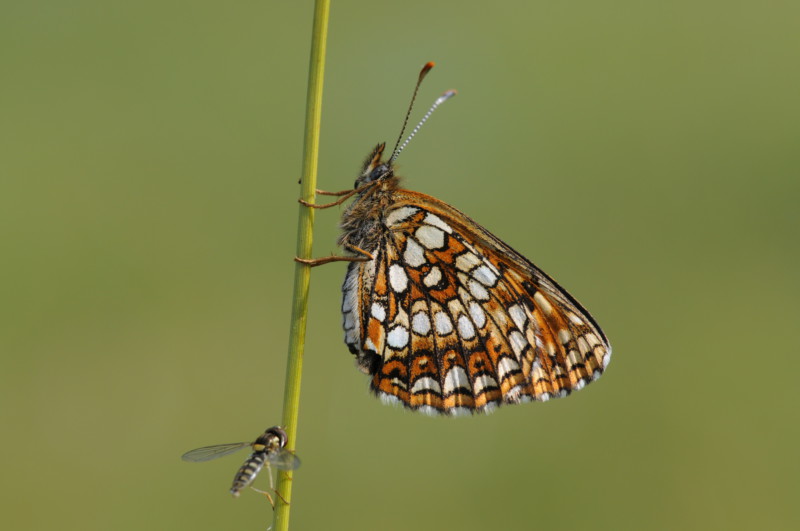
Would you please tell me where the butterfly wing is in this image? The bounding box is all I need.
[341,191,611,415]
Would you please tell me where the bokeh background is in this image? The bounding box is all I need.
[3,2,799,530]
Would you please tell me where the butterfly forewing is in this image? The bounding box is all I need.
[341,189,611,416]
[181,442,251,462]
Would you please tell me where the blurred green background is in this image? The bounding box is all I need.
[2,1,799,530]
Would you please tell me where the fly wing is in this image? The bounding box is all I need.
[267,449,302,471]
[181,442,251,462]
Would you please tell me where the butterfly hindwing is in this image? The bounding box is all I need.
[341,192,611,416]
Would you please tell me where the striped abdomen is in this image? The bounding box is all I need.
[229,452,266,497]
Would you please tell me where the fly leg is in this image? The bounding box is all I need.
[250,465,290,508]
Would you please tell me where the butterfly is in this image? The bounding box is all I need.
[297,62,611,416]
[181,426,300,505]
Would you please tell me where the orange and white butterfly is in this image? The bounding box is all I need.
[299,62,611,416]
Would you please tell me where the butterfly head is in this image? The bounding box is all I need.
[355,143,393,189]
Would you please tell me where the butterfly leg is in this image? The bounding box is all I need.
[298,189,358,209]
[315,188,352,196]
[295,245,373,267]
[299,181,375,208]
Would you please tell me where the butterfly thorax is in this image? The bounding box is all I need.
[338,143,401,253]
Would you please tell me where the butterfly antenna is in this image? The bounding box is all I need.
[390,88,457,164]
[390,62,435,161]
[389,62,456,163]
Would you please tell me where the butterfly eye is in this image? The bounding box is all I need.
[368,164,391,182]
[355,163,392,188]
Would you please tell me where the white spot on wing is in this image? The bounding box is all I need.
[417,405,440,416]
[455,253,482,273]
[469,301,486,329]
[411,312,431,335]
[410,376,442,394]
[508,330,528,357]
[389,263,408,293]
[415,225,445,249]
[508,304,528,331]
[423,266,442,287]
[558,329,572,345]
[473,374,498,395]
[443,366,470,394]
[497,357,521,380]
[403,238,426,268]
[468,280,490,301]
[423,213,453,233]
[385,206,418,226]
[545,340,557,356]
[505,384,529,402]
[363,337,377,353]
[457,315,476,340]
[533,291,553,315]
[448,407,472,417]
[434,312,453,335]
[472,265,497,286]
[568,312,584,325]
[387,326,409,349]
[371,302,386,322]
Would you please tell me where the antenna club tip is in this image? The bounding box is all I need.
[419,61,435,81]
[436,90,457,104]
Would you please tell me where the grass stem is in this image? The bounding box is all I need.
[273,1,330,530]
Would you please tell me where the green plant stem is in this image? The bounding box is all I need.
[273,1,330,530]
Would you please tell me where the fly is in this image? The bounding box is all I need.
[181,426,300,506]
